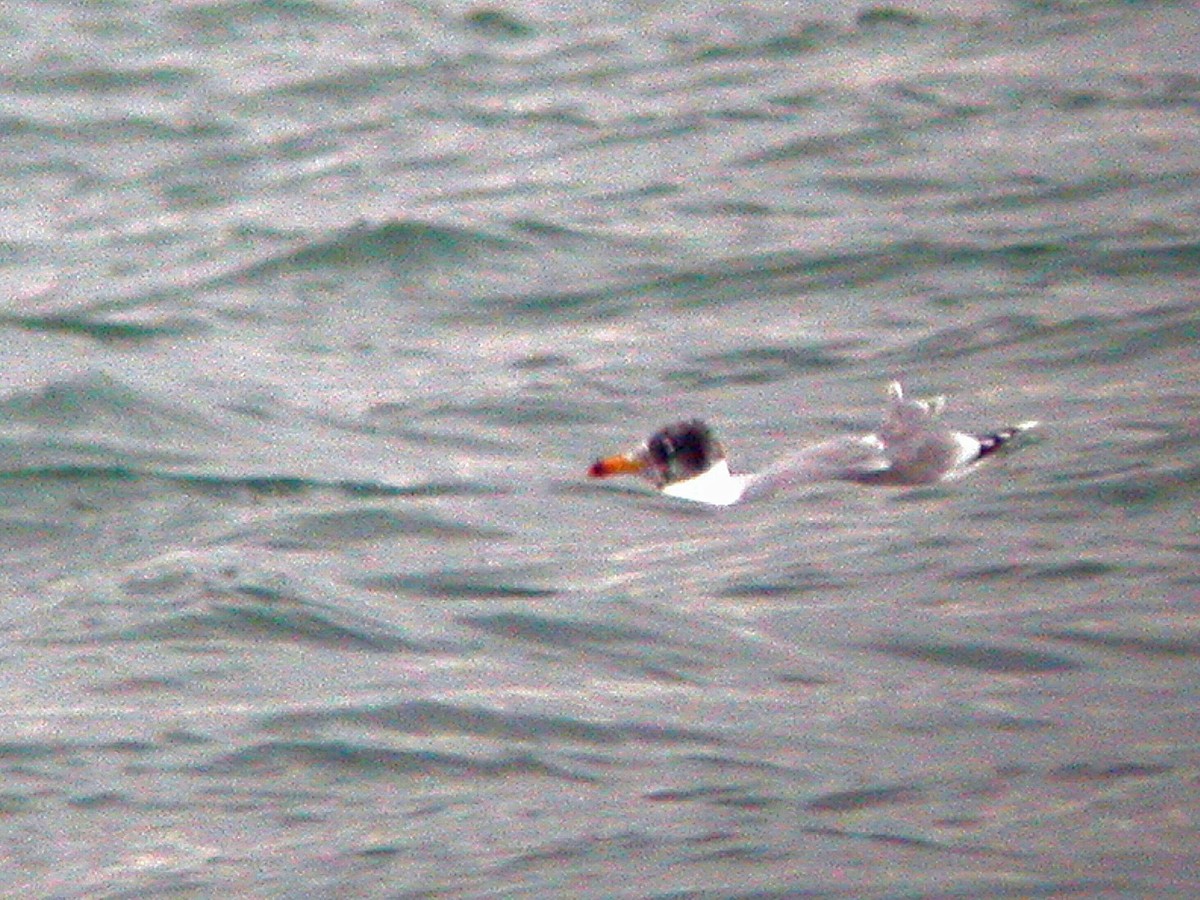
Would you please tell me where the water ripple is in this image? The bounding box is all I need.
[869,640,1083,674]
[197,740,591,781]
[260,699,721,747]
[30,553,425,652]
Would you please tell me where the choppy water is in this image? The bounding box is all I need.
[2,1,1198,897]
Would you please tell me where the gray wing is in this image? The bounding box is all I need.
[741,434,892,500]
[734,383,1032,501]
[866,382,979,484]
[741,383,972,499]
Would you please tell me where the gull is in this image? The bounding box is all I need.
[588,382,1038,506]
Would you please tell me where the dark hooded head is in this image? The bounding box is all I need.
[589,419,725,488]
[640,420,724,487]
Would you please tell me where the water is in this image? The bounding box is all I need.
[1,1,1198,896]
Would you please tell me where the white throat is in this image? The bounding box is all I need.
[660,459,750,506]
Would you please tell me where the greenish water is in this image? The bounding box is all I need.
[1,1,1198,896]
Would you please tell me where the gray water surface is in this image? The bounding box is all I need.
[1,1,1198,897]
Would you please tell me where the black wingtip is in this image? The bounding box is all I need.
[974,420,1039,461]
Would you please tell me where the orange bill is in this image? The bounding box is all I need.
[588,452,646,478]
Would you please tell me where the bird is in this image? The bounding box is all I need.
[587,382,1038,506]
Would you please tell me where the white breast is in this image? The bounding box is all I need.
[660,460,751,506]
